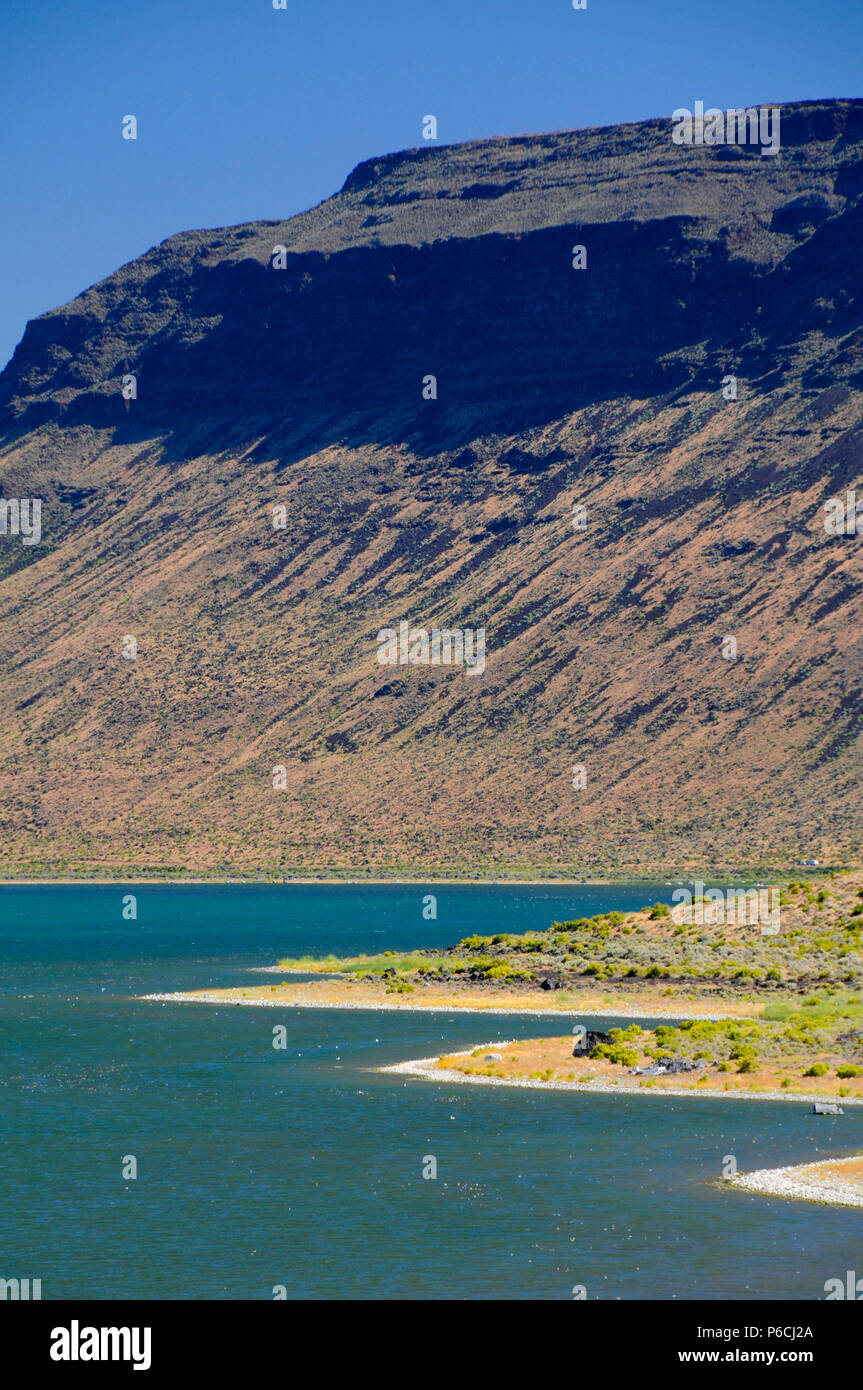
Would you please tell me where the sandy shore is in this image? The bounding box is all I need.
[376,1046,863,1106]
[139,987,736,1021]
[248,965,351,976]
[141,990,575,1016]
[729,1156,863,1207]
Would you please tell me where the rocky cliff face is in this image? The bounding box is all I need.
[1,98,862,876]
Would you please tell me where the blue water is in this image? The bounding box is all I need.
[1,884,860,1300]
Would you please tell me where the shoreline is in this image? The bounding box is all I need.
[0,872,815,887]
[138,993,863,1106]
[138,989,736,1021]
[2,876,613,887]
[376,1047,863,1107]
[728,1159,863,1208]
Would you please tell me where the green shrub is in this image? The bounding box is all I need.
[592,1044,639,1067]
[485,964,515,980]
[804,1063,829,1077]
[608,1025,644,1043]
[653,1025,678,1047]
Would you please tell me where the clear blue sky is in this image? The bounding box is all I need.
[1,0,860,369]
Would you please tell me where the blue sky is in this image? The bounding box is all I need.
[1,0,860,369]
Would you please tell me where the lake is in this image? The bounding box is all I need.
[1,883,859,1300]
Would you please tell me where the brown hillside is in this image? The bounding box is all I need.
[1,99,862,877]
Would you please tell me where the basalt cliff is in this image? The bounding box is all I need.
[1,98,862,877]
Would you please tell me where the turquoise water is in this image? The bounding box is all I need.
[1,883,860,1301]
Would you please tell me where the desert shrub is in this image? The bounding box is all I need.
[592,1044,639,1067]
[607,1025,644,1046]
[653,1025,678,1047]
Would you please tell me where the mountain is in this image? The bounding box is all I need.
[1,97,862,878]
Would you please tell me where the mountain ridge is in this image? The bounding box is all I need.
[1,97,862,877]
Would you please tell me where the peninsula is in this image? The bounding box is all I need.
[146,870,863,1105]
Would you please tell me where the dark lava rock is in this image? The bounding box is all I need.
[631,1058,704,1076]
[573,1029,611,1055]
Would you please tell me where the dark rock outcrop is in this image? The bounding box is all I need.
[574,1030,611,1055]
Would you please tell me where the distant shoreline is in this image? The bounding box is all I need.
[0,872,817,887]
[0,876,655,887]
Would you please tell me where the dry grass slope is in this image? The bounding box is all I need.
[1,99,862,876]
